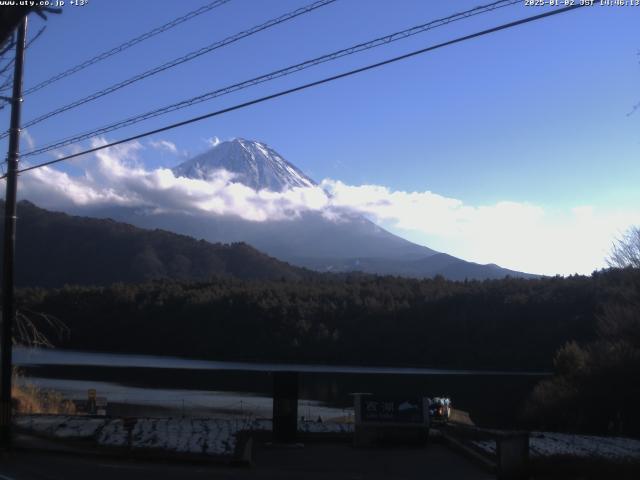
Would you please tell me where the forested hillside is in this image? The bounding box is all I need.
[0,200,310,286]
[18,268,628,371]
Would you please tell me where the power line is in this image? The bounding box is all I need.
[22,0,233,97]
[21,0,520,158]
[5,3,587,179]
[2,0,337,140]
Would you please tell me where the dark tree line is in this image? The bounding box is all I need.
[17,269,620,371]
[12,264,640,435]
[523,267,640,436]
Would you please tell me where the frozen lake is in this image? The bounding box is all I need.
[13,347,548,425]
[13,347,548,376]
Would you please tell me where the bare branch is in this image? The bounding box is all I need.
[0,34,15,57]
[607,226,640,269]
[0,26,46,80]
[10,308,70,348]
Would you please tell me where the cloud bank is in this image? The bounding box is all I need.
[13,139,640,276]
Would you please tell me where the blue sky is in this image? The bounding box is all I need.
[2,0,639,275]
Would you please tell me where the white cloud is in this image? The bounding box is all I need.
[148,139,178,154]
[46,143,88,161]
[12,139,640,276]
[321,180,640,275]
[206,136,221,148]
[17,137,328,222]
[21,129,35,151]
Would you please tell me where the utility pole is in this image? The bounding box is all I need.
[0,15,28,449]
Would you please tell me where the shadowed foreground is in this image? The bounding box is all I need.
[0,441,492,480]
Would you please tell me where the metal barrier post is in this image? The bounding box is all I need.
[496,432,529,480]
[272,371,298,443]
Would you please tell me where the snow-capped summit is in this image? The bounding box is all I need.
[173,138,315,192]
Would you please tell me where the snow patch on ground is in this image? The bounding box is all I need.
[15,415,106,439]
[15,415,354,457]
[298,420,354,434]
[127,418,242,455]
[244,418,353,434]
[97,418,128,447]
[472,431,640,462]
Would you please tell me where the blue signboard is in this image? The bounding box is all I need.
[360,396,425,424]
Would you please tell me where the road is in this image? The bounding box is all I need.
[0,442,494,479]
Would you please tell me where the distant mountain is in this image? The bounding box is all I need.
[297,253,534,281]
[173,138,314,191]
[0,201,309,288]
[91,208,438,261]
[83,138,439,262]
[66,138,537,280]
[174,138,536,279]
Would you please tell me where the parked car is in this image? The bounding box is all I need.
[428,397,451,422]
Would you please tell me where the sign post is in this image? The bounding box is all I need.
[353,395,430,447]
[87,388,97,415]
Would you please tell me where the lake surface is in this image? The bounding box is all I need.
[13,347,549,427]
[14,347,549,376]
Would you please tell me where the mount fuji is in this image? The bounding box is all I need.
[173,137,315,191]
[83,138,536,280]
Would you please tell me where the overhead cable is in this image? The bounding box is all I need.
[6,3,587,179]
[2,0,337,139]
[21,0,519,158]
[22,0,233,96]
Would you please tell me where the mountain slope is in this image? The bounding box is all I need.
[171,138,537,279]
[0,201,309,287]
[89,207,438,261]
[166,138,438,259]
[296,253,535,280]
[62,138,536,280]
